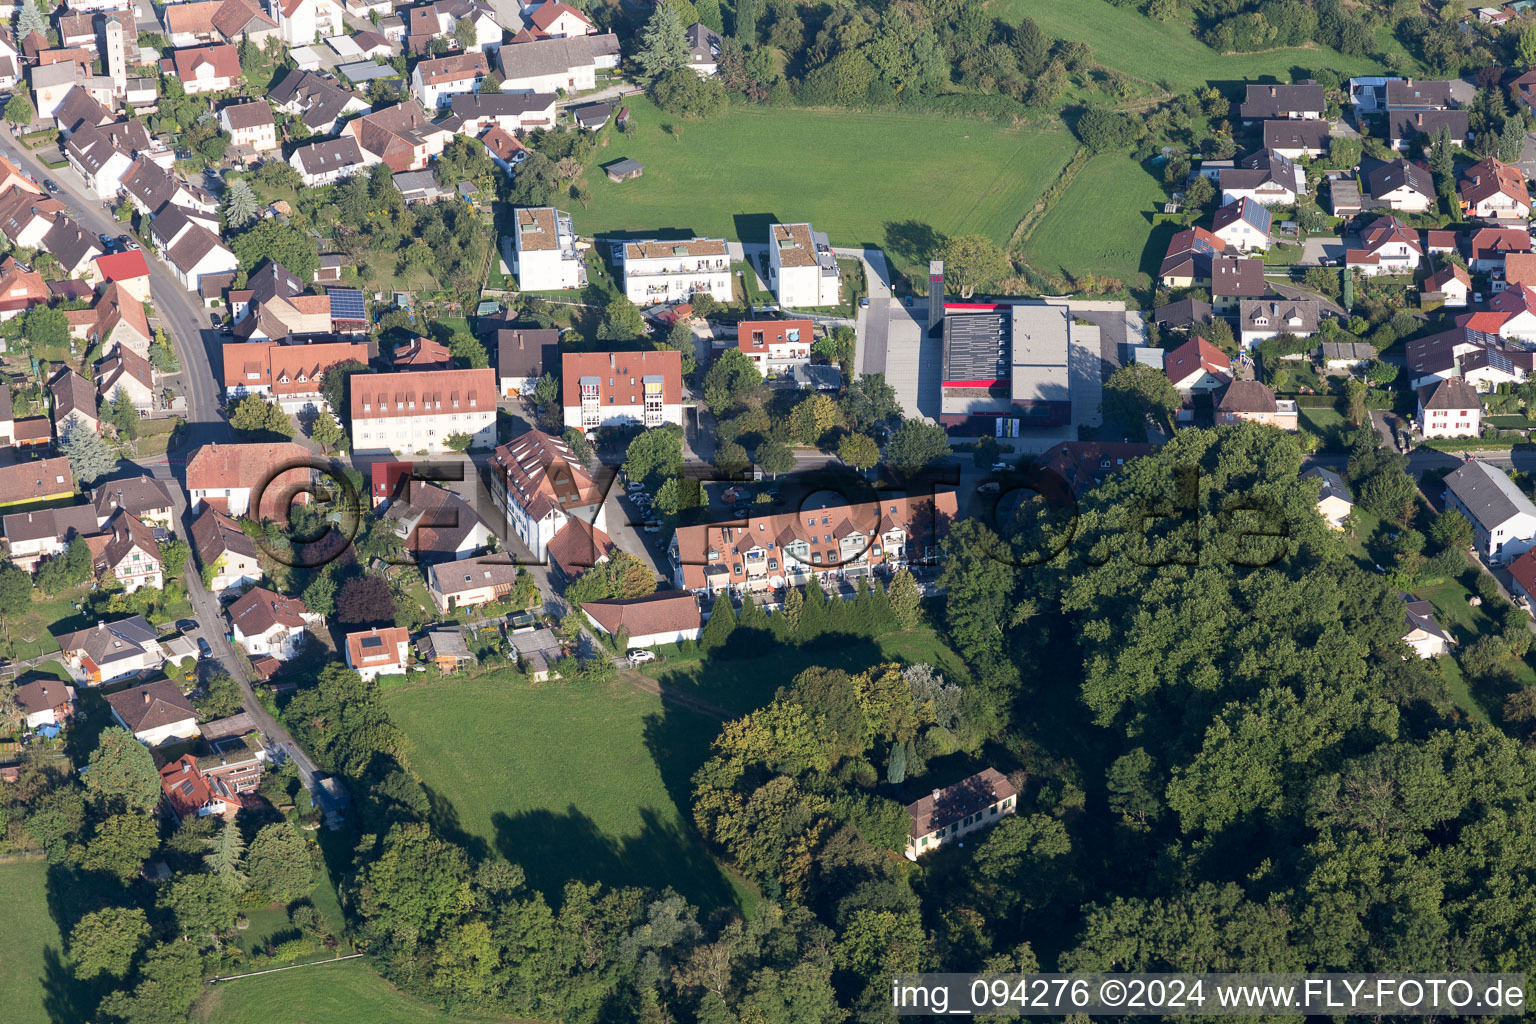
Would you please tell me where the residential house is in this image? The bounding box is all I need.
[1210,256,1266,314]
[1467,225,1532,276]
[0,457,75,510]
[186,441,314,519]
[1401,594,1455,658]
[1506,547,1536,609]
[2,503,98,571]
[391,334,452,370]
[0,255,48,321]
[1320,341,1377,372]
[341,100,453,171]
[735,318,813,373]
[511,627,562,682]
[495,326,556,396]
[477,124,526,173]
[1386,78,1456,109]
[1442,459,1536,562]
[405,0,500,53]
[685,22,721,75]
[1210,197,1272,252]
[16,678,74,732]
[1462,284,1536,342]
[218,100,277,154]
[1461,346,1531,391]
[43,216,104,277]
[527,1,594,38]
[30,62,88,121]
[67,280,152,358]
[289,135,368,186]
[411,51,488,108]
[1460,157,1530,221]
[668,491,959,594]
[1238,81,1324,121]
[494,32,620,93]
[1152,297,1214,331]
[1506,252,1536,291]
[561,349,684,434]
[344,626,410,681]
[92,250,151,304]
[159,755,242,820]
[1365,159,1434,212]
[163,222,237,292]
[212,0,281,45]
[165,1,222,46]
[63,123,133,199]
[50,367,99,435]
[221,339,369,412]
[417,628,476,671]
[767,222,839,308]
[1238,298,1321,348]
[275,0,344,45]
[1038,442,1156,497]
[95,345,155,412]
[511,207,584,290]
[1423,263,1471,307]
[92,475,174,532]
[545,517,614,581]
[190,505,261,594]
[392,168,453,204]
[491,427,607,561]
[581,590,701,648]
[1347,215,1424,277]
[1301,466,1354,529]
[1417,377,1482,438]
[57,616,165,685]
[269,67,370,134]
[446,90,555,133]
[229,586,323,662]
[0,187,65,250]
[1262,119,1329,159]
[1219,149,1304,206]
[119,156,219,221]
[382,481,493,563]
[350,367,497,454]
[51,86,111,137]
[903,767,1018,861]
[228,261,332,339]
[160,44,241,94]
[1157,226,1225,287]
[619,237,732,306]
[87,509,162,591]
[105,679,197,745]
[1215,380,1298,430]
[1403,325,1503,389]
[1388,108,1468,151]
[426,554,521,613]
[1163,336,1232,392]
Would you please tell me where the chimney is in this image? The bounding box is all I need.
[1269,86,1276,97]
[1417,113,1424,126]
[142,690,151,704]
[932,789,942,800]
[97,621,104,631]
[928,260,944,334]
[182,760,190,773]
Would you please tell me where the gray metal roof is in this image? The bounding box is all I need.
[1444,460,1536,529]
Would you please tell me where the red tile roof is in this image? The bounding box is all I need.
[581,589,700,638]
[350,367,494,420]
[1163,336,1231,386]
[95,249,150,282]
[560,349,682,408]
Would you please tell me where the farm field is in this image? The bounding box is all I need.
[1019,153,1170,291]
[992,0,1391,91]
[386,670,745,909]
[577,97,1078,276]
[193,959,514,1024]
[0,859,64,1024]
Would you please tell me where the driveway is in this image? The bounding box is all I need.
[1298,234,1352,267]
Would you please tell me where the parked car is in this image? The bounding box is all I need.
[196,637,213,658]
[978,481,1001,494]
[626,481,645,492]
[175,618,198,633]
[627,649,657,666]
[859,297,870,308]
[991,461,1012,472]
[42,179,57,193]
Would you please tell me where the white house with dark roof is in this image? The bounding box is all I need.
[1302,466,1354,529]
[1210,197,1271,252]
[229,586,323,661]
[1238,298,1321,348]
[1443,459,1536,562]
[1218,149,1304,206]
[1417,377,1482,439]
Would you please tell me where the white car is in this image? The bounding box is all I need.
[626,649,657,666]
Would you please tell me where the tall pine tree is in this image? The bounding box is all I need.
[733,0,757,43]
[699,592,737,650]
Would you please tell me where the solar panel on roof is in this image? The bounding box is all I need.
[328,288,365,321]
[360,635,383,649]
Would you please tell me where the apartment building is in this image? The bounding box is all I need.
[186,441,314,520]
[619,237,732,306]
[491,428,607,561]
[734,318,813,373]
[561,349,683,434]
[350,367,496,454]
[768,222,839,308]
[512,207,584,290]
[669,491,960,595]
[221,339,369,412]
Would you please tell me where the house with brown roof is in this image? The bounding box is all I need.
[1347,215,1424,277]
[160,755,242,820]
[1388,108,1468,151]
[191,505,261,594]
[1209,256,1266,314]
[1262,119,1329,159]
[350,367,497,454]
[221,339,369,412]
[1163,336,1232,393]
[344,626,410,681]
[57,616,165,685]
[1423,263,1471,308]
[411,50,487,108]
[95,345,155,413]
[1417,377,1482,438]
[391,334,452,370]
[1365,159,1434,213]
[160,43,241,94]
[119,156,219,221]
[904,767,1018,860]
[493,326,555,396]
[427,555,522,613]
[66,280,152,357]
[668,492,959,595]
[165,1,222,46]
[186,441,314,519]
[546,517,614,581]
[16,677,74,731]
[50,366,99,435]
[0,255,48,320]
[1039,441,1157,498]
[229,586,322,661]
[288,135,368,186]
[1460,157,1530,221]
[734,318,813,373]
[341,99,452,171]
[2,503,98,571]
[491,427,607,560]
[1216,380,1298,431]
[43,215,104,277]
[0,186,65,249]
[0,457,75,510]
[212,0,280,45]
[1219,149,1304,206]
[382,480,493,563]
[219,100,277,154]
[86,509,162,591]
[582,590,701,648]
[92,475,174,532]
[269,66,370,134]
[562,349,684,434]
[1157,226,1225,288]
[1468,225,1533,276]
[107,679,197,745]
[1238,81,1324,121]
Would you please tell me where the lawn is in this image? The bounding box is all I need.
[649,625,969,717]
[1018,152,1170,291]
[577,97,1078,277]
[385,670,748,910]
[0,859,64,1024]
[1299,406,1350,451]
[192,959,515,1024]
[991,0,1393,92]
[1418,576,1535,720]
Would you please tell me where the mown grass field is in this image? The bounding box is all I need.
[0,859,64,1024]
[577,97,1078,276]
[193,959,515,1024]
[1019,153,1170,290]
[991,0,1391,91]
[385,670,747,910]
